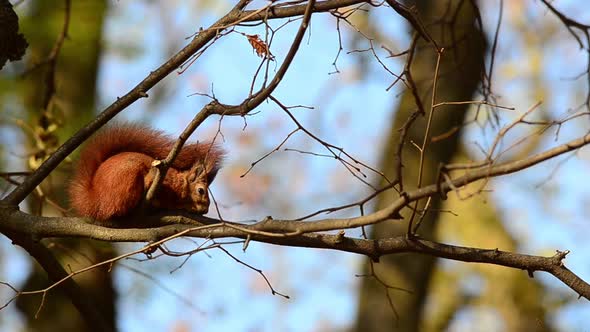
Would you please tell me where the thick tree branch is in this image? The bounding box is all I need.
[1,208,588,300]
[240,0,363,21]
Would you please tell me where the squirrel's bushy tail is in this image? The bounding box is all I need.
[68,124,172,218]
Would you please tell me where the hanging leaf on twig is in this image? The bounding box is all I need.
[246,34,275,61]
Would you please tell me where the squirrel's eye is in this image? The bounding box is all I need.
[197,187,205,195]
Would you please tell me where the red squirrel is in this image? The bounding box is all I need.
[68,124,223,221]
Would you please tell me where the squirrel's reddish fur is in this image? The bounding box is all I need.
[68,124,223,221]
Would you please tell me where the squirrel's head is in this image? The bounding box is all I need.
[186,164,210,214]
[185,153,221,214]
[147,144,223,215]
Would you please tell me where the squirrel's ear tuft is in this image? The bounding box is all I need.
[205,143,224,184]
[206,167,219,184]
[205,159,221,184]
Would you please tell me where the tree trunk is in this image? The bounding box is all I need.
[354,1,485,331]
[10,1,117,331]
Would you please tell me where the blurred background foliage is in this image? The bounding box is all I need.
[0,0,589,331]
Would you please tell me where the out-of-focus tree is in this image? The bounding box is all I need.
[354,1,552,331]
[1,1,114,331]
